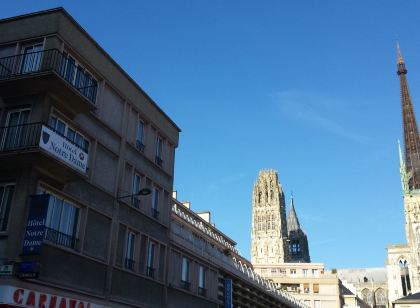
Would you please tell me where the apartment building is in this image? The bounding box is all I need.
[253,263,342,308]
[168,197,308,308]
[0,8,179,308]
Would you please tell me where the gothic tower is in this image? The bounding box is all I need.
[251,170,289,264]
[387,45,420,304]
[287,194,311,263]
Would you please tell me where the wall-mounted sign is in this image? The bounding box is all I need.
[0,285,108,308]
[16,261,38,279]
[0,264,13,276]
[22,194,50,255]
[39,125,88,173]
[224,278,233,308]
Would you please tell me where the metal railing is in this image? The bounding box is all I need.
[181,280,190,291]
[198,287,206,296]
[0,122,88,153]
[44,227,78,249]
[0,122,42,151]
[151,208,159,219]
[124,258,135,270]
[155,156,163,167]
[0,49,97,103]
[146,266,155,278]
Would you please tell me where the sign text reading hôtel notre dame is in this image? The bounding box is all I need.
[39,125,88,173]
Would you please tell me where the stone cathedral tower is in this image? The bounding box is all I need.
[251,170,289,264]
[387,44,420,304]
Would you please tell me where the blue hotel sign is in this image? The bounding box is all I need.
[22,194,50,255]
[224,278,233,308]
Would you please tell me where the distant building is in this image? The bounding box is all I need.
[254,263,342,308]
[251,170,342,308]
[169,196,307,308]
[386,44,420,306]
[336,268,388,308]
[251,170,310,264]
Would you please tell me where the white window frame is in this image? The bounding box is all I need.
[125,231,136,270]
[49,115,90,152]
[132,173,141,207]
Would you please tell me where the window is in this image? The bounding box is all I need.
[147,241,155,278]
[303,283,310,294]
[313,283,319,294]
[132,173,141,208]
[312,269,319,277]
[2,108,31,150]
[198,265,206,296]
[21,43,43,74]
[290,269,296,275]
[125,231,135,270]
[136,120,145,150]
[49,116,89,153]
[155,136,163,166]
[303,269,308,277]
[304,300,311,307]
[0,183,14,231]
[314,300,321,308]
[181,257,190,290]
[152,187,160,219]
[59,52,97,102]
[44,193,79,249]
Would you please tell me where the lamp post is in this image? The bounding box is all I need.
[116,188,152,200]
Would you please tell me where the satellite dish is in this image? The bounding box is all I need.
[138,188,151,196]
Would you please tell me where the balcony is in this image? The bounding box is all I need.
[151,208,159,219]
[180,280,191,291]
[44,227,78,250]
[0,49,98,112]
[147,266,155,278]
[124,258,135,271]
[0,122,89,179]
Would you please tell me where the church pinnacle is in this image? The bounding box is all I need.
[397,43,420,191]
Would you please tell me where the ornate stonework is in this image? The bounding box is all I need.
[251,170,289,264]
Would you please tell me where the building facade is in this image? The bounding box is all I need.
[336,268,388,308]
[251,170,310,265]
[0,7,180,308]
[169,197,308,308]
[386,45,420,306]
[254,263,342,308]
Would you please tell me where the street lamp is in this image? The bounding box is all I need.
[116,188,152,200]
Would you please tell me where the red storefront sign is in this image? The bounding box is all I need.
[0,285,107,308]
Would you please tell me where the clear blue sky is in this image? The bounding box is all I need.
[4,0,420,269]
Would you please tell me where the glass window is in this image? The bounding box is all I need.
[304,283,310,293]
[181,257,189,282]
[152,188,159,218]
[147,241,155,278]
[198,265,206,289]
[313,283,319,293]
[155,136,163,166]
[125,231,135,270]
[314,300,321,308]
[44,193,79,249]
[137,120,145,149]
[0,183,15,231]
[21,43,43,74]
[49,116,89,153]
[132,173,141,208]
[303,269,308,277]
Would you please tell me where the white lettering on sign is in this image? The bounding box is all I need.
[0,285,108,308]
[39,125,88,173]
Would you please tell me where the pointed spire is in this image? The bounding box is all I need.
[397,43,408,75]
[397,45,420,191]
[397,42,404,64]
[399,140,409,194]
[287,193,301,232]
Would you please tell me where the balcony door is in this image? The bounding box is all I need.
[20,43,43,74]
[2,109,31,150]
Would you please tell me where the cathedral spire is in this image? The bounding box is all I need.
[287,193,301,232]
[399,140,409,194]
[397,44,420,191]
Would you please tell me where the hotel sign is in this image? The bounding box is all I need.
[224,278,232,308]
[0,285,108,308]
[21,194,50,256]
[39,125,88,173]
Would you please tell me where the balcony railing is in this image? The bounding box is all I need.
[146,266,155,278]
[44,227,78,249]
[181,280,190,291]
[0,49,97,103]
[151,208,159,219]
[0,122,88,153]
[198,287,206,296]
[124,258,135,270]
[0,122,42,151]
